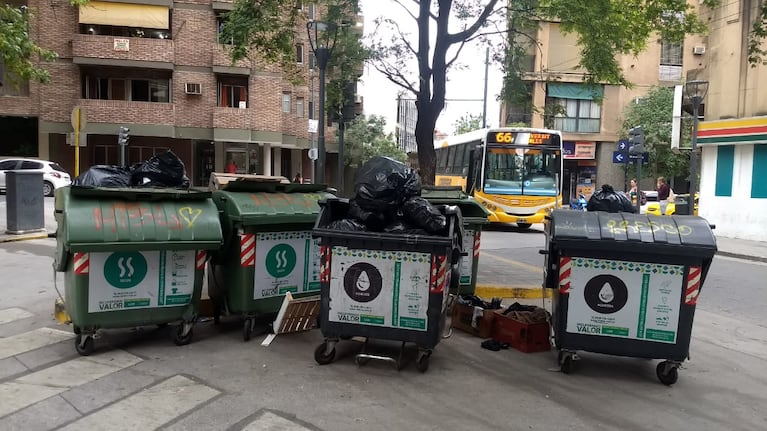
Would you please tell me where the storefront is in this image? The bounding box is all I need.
[562,141,597,203]
[222,142,264,175]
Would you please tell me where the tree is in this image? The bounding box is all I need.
[453,113,483,135]
[621,86,690,184]
[343,115,406,168]
[223,0,367,111]
[1,4,61,86]
[368,1,716,185]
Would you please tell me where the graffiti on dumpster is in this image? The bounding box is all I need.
[604,219,693,236]
[92,204,209,232]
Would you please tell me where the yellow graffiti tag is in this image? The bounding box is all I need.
[604,219,693,236]
[178,207,202,228]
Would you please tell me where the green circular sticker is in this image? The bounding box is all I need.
[104,252,148,288]
[265,244,297,278]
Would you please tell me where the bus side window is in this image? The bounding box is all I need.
[452,143,465,175]
[436,148,448,174]
[446,146,457,175]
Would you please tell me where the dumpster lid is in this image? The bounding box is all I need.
[548,210,717,257]
[56,187,223,251]
[421,186,491,220]
[208,173,290,190]
[213,188,330,225]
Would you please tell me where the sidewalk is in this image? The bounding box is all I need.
[0,196,57,243]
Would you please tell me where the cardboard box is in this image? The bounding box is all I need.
[492,311,551,353]
[451,303,496,338]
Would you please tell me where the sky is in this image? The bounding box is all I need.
[356,0,505,136]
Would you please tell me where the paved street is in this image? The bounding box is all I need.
[1,203,766,430]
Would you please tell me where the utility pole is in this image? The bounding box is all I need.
[482,47,489,128]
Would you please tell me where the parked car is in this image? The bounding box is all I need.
[0,158,72,197]
[646,193,699,216]
[640,190,658,214]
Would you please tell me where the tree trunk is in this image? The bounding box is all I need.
[415,109,438,184]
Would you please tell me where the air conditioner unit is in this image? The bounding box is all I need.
[185,83,202,95]
[693,46,706,55]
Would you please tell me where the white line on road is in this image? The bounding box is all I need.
[0,349,142,418]
[58,375,220,431]
[0,307,34,325]
[242,412,314,431]
[0,327,74,360]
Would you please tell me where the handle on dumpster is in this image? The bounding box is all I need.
[709,224,716,230]
[539,249,548,255]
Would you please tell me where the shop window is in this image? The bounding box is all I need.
[751,145,767,198]
[218,76,248,108]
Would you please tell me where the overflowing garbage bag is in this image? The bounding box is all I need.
[354,156,421,212]
[131,151,190,188]
[586,184,636,213]
[72,165,132,187]
[403,196,447,234]
[73,150,190,189]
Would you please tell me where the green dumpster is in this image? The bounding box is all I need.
[208,180,334,341]
[54,186,223,355]
[422,186,490,296]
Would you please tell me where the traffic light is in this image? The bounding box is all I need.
[628,126,644,154]
[118,127,130,146]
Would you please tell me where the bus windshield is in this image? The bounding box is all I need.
[483,146,560,196]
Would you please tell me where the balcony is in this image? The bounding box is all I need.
[213,107,253,130]
[72,35,174,70]
[77,99,175,126]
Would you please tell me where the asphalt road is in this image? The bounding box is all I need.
[1,225,766,430]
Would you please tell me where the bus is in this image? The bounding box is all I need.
[434,127,564,228]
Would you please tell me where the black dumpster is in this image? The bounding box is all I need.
[312,198,462,372]
[543,209,717,384]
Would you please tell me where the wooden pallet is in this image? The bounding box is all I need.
[261,293,320,346]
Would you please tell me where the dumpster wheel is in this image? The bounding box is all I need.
[173,322,194,346]
[314,341,336,365]
[656,361,680,386]
[415,349,432,373]
[75,334,95,356]
[558,350,578,374]
[242,318,257,342]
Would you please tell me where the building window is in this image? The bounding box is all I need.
[660,40,683,66]
[83,76,170,102]
[308,53,315,70]
[216,14,233,45]
[282,93,291,113]
[715,145,735,197]
[295,44,304,64]
[296,97,305,117]
[308,3,315,20]
[218,76,248,108]
[752,144,767,198]
[548,99,601,133]
[308,100,314,119]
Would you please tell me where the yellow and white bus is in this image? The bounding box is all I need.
[435,127,564,228]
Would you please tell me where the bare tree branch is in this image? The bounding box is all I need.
[391,0,419,23]
[371,61,419,95]
[384,18,418,57]
[445,39,468,69]
[447,0,501,44]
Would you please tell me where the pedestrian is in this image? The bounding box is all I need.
[628,178,646,207]
[657,176,671,215]
[226,158,237,174]
[293,172,303,184]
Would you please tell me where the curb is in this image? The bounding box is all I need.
[0,233,50,243]
[716,250,767,264]
[475,285,552,299]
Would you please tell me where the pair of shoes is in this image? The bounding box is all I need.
[480,339,509,351]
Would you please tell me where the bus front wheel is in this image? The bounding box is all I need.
[517,223,532,229]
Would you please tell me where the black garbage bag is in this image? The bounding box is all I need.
[348,199,391,231]
[586,184,636,213]
[327,218,368,232]
[73,165,132,187]
[403,196,447,233]
[354,156,421,211]
[383,220,429,236]
[131,150,190,188]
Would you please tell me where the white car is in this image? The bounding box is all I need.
[0,158,72,197]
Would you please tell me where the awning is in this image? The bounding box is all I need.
[547,83,603,100]
[79,2,169,29]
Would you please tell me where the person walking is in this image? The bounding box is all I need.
[656,176,671,215]
[293,172,303,184]
[226,158,237,174]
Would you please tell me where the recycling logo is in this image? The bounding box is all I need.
[104,251,148,289]
[583,274,628,314]
[343,262,383,303]
[265,244,297,278]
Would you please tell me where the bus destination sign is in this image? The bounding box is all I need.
[488,131,553,145]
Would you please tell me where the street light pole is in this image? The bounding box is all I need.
[307,20,339,185]
[684,80,709,215]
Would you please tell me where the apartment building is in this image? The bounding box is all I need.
[500,7,706,202]
[693,0,767,241]
[0,0,341,186]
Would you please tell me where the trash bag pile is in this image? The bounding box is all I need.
[586,184,636,213]
[73,150,190,189]
[329,156,448,235]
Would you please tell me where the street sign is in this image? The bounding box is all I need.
[308,148,318,160]
[629,153,650,163]
[612,151,628,164]
[71,106,87,131]
[308,119,318,133]
[617,139,628,152]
